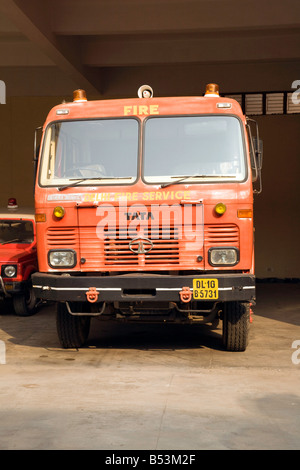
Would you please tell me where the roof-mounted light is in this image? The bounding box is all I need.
[73,89,87,102]
[205,83,219,97]
[217,102,232,109]
[138,85,153,98]
[7,198,18,209]
[56,109,69,115]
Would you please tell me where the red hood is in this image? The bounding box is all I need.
[0,244,36,263]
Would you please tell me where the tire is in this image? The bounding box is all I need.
[12,283,37,317]
[222,301,250,352]
[56,302,91,349]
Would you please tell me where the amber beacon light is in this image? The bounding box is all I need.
[205,83,220,97]
[73,89,87,102]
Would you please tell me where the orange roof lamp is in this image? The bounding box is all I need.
[205,83,220,97]
[73,89,87,102]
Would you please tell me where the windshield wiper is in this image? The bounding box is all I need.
[58,177,132,191]
[160,174,235,188]
[1,238,23,245]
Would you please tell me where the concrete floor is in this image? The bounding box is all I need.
[0,282,299,450]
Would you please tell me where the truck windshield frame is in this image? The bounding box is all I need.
[0,219,34,244]
[39,117,140,187]
[142,114,247,185]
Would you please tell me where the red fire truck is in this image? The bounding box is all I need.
[32,84,262,350]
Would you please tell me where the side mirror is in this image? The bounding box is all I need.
[33,126,43,193]
[246,118,263,194]
[34,126,43,162]
[253,137,263,171]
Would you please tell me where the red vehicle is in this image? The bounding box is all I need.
[32,84,262,350]
[0,199,38,316]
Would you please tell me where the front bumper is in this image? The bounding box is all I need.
[32,272,256,303]
[0,276,25,297]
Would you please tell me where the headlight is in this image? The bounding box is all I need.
[48,250,76,268]
[3,265,17,278]
[208,248,239,266]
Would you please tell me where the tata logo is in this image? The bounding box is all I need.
[129,237,153,255]
[125,211,154,220]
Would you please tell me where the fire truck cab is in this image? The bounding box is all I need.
[32,84,262,350]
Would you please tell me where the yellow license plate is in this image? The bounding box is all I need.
[193,278,219,299]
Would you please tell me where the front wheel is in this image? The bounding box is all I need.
[12,283,37,316]
[56,302,91,349]
[222,301,250,351]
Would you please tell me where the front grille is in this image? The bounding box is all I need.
[205,224,239,247]
[47,227,78,247]
[104,226,180,266]
[46,223,239,270]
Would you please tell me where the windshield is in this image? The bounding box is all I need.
[39,118,139,186]
[0,220,34,244]
[143,116,246,184]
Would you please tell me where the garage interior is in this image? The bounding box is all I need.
[0,0,299,280]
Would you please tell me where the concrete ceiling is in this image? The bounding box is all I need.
[0,0,300,98]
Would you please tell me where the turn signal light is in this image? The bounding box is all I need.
[53,206,65,219]
[215,202,227,215]
[35,213,46,222]
[238,209,253,218]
